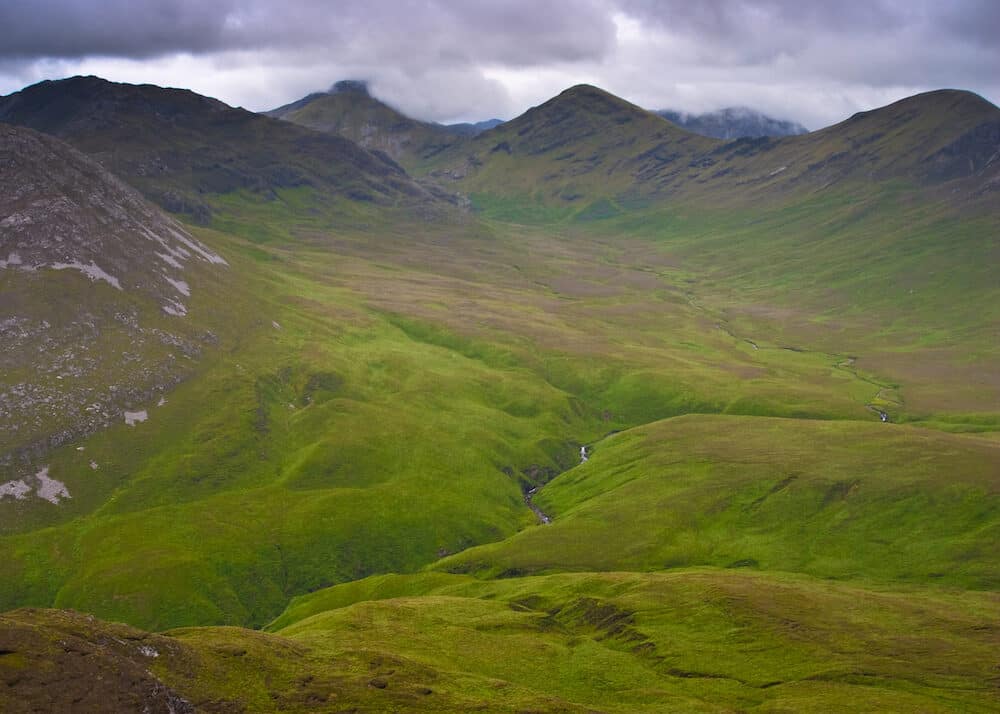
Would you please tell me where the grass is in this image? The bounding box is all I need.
[2,182,996,633]
[265,569,1000,712]
[434,414,1000,589]
[1,84,998,711]
[4,568,997,712]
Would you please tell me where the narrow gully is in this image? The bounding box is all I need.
[524,445,589,525]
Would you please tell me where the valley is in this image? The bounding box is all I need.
[0,76,998,712]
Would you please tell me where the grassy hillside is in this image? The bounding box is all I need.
[434,414,1000,587]
[1,80,998,712]
[0,198,894,629]
[3,570,997,712]
[425,86,999,218]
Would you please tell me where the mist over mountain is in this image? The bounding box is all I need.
[441,118,504,136]
[656,106,808,138]
[266,79,503,164]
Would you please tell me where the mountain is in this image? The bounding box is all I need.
[2,78,999,713]
[420,84,717,209]
[0,76,439,223]
[800,88,1000,185]
[266,80,466,165]
[426,85,1000,216]
[656,106,808,139]
[0,122,228,483]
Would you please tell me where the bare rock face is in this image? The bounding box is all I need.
[0,123,226,483]
[0,122,225,306]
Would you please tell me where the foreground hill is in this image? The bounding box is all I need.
[3,567,997,712]
[0,76,443,223]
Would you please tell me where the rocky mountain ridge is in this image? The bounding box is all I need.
[0,122,227,485]
[425,85,1000,211]
[0,76,440,222]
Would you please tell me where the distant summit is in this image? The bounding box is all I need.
[443,118,504,137]
[656,107,808,139]
[330,80,370,95]
[266,81,482,165]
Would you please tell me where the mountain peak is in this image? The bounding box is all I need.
[330,79,370,96]
[554,84,644,110]
[522,83,654,126]
[559,83,609,97]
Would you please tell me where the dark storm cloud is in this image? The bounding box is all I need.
[616,0,1000,86]
[0,0,239,58]
[618,0,905,37]
[0,0,616,65]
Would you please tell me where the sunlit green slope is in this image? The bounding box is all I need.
[434,414,999,586]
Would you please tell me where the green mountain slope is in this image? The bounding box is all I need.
[4,570,997,713]
[425,85,999,219]
[434,414,1000,586]
[420,84,716,212]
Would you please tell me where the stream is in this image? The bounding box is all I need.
[523,445,589,525]
[524,487,551,524]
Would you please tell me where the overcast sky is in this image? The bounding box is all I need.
[1,0,997,129]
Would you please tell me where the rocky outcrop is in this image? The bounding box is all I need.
[0,123,226,481]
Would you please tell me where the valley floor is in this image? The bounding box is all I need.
[2,190,998,712]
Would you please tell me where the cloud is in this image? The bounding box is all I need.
[0,0,240,59]
[0,0,997,128]
[0,1,615,64]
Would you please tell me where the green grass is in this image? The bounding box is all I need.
[3,182,996,634]
[265,569,999,712]
[5,568,997,712]
[435,415,1000,588]
[2,85,999,711]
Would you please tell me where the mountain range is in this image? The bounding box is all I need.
[265,79,502,163]
[265,81,812,166]
[0,74,998,713]
[0,76,443,224]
